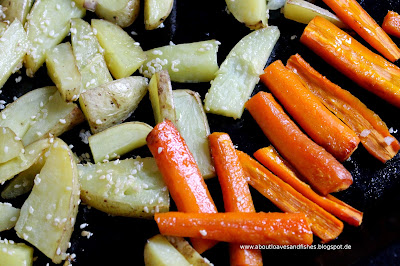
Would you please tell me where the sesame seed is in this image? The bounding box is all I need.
[4,146,8,153]
[29,206,34,214]
[59,119,66,124]
[157,147,163,154]
[95,119,102,125]
[199,230,207,236]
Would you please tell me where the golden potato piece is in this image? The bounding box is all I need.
[80,77,148,133]
[15,138,80,264]
[225,0,268,29]
[91,19,146,79]
[144,0,174,30]
[0,240,33,266]
[1,0,34,24]
[0,202,20,232]
[78,157,169,217]
[89,122,152,163]
[165,236,213,266]
[95,0,140,28]
[144,235,191,266]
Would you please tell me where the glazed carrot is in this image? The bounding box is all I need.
[208,132,262,266]
[301,16,400,108]
[260,60,360,162]
[254,146,363,226]
[286,54,400,163]
[382,11,400,39]
[237,150,344,242]
[245,92,352,195]
[322,0,400,62]
[146,120,217,253]
[155,212,313,245]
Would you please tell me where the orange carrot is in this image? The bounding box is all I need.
[322,0,400,62]
[245,92,352,195]
[382,11,400,39]
[254,146,363,226]
[237,150,344,242]
[301,16,400,108]
[260,60,360,162]
[286,53,400,163]
[146,120,217,253]
[155,212,313,245]
[208,132,262,266]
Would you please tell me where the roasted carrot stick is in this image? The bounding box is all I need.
[146,120,217,253]
[260,60,360,162]
[286,54,400,163]
[322,0,400,62]
[237,150,344,242]
[245,92,353,195]
[208,132,262,266]
[301,16,400,108]
[382,11,400,39]
[155,212,313,245]
[254,146,363,226]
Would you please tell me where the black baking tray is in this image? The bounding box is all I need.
[1,0,400,265]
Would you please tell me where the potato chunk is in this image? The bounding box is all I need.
[1,0,34,24]
[144,234,191,266]
[78,157,169,217]
[91,19,146,79]
[22,91,85,146]
[148,70,176,124]
[15,138,80,264]
[0,22,6,36]
[225,0,268,29]
[173,90,214,179]
[80,77,148,133]
[0,240,33,266]
[0,127,24,164]
[95,0,140,28]
[165,236,213,266]
[204,26,280,119]
[0,138,50,184]
[0,86,57,138]
[46,42,82,102]
[139,40,219,83]
[1,156,45,199]
[24,0,85,76]
[70,18,102,71]
[283,0,347,28]
[144,0,174,30]
[0,202,20,232]
[89,122,153,163]
[0,19,29,89]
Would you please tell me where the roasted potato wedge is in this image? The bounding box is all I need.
[140,40,220,83]
[173,90,215,179]
[144,234,191,266]
[95,0,140,28]
[78,157,169,217]
[1,156,45,199]
[0,127,24,164]
[22,91,85,146]
[15,138,80,264]
[91,19,146,79]
[204,26,280,119]
[0,0,34,24]
[80,77,148,133]
[0,86,56,138]
[0,19,29,89]
[0,240,33,266]
[0,202,20,232]
[283,0,347,28]
[79,54,113,93]
[70,18,103,71]
[148,70,176,124]
[165,236,213,266]
[24,0,85,76]
[89,122,153,163]
[144,0,174,30]
[46,42,82,102]
[0,138,50,184]
[225,0,268,29]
